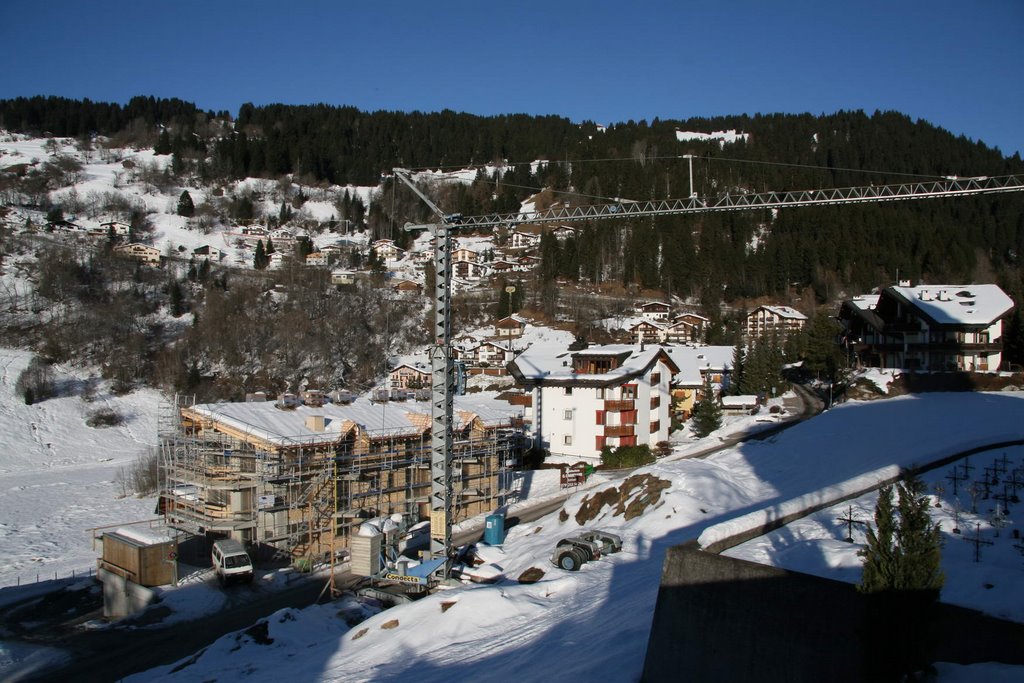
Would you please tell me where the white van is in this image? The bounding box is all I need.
[211,538,253,585]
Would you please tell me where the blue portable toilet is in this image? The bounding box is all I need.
[483,512,505,546]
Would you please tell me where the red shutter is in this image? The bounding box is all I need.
[596,436,606,451]
[595,410,605,425]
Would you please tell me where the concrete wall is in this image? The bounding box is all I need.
[641,542,1024,683]
[98,567,156,619]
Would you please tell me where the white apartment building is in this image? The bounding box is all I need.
[508,344,679,461]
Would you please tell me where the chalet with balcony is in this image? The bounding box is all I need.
[494,316,527,338]
[839,284,1014,372]
[639,301,672,322]
[389,363,431,390]
[508,344,679,461]
[629,320,665,344]
[664,319,699,344]
[99,220,131,237]
[452,247,479,263]
[305,251,329,267]
[454,260,489,280]
[551,225,577,241]
[674,312,708,339]
[744,305,808,339]
[113,243,161,265]
[509,229,541,250]
[371,239,404,263]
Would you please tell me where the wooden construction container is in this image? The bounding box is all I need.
[99,528,177,587]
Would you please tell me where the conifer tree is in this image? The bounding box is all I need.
[254,239,268,270]
[859,474,944,680]
[154,130,172,155]
[729,342,746,395]
[691,374,722,437]
[860,474,944,593]
[265,237,275,255]
[803,310,845,381]
[177,190,195,217]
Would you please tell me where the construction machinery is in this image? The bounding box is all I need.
[551,530,624,571]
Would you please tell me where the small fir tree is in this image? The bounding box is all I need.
[729,342,746,396]
[859,473,944,681]
[691,374,722,438]
[177,190,195,217]
[254,239,268,270]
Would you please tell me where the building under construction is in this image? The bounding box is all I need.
[159,392,523,565]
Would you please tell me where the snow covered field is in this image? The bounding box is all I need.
[0,348,160,589]
[726,443,1024,623]
[128,391,1024,682]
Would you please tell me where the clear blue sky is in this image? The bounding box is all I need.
[2,1,1022,158]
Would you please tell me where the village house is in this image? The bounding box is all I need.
[508,344,679,461]
[389,363,431,390]
[371,238,404,263]
[629,320,665,344]
[452,247,479,263]
[838,283,1014,372]
[744,305,808,339]
[453,260,489,280]
[551,225,577,241]
[674,312,709,338]
[331,270,355,286]
[488,260,517,275]
[509,229,541,250]
[113,242,161,265]
[663,345,735,418]
[639,301,672,322]
[99,220,131,237]
[193,245,227,261]
[390,278,422,295]
[305,251,329,267]
[494,316,527,338]
[664,319,699,344]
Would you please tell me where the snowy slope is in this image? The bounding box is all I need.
[0,348,161,588]
[131,391,1024,682]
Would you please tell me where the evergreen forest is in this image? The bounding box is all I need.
[2,95,1023,312]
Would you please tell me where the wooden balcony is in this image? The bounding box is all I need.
[604,400,635,412]
[604,425,635,438]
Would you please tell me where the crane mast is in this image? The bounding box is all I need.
[394,167,1024,580]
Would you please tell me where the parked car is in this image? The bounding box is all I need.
[211,538,253,585]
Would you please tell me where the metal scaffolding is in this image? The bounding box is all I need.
[159,395,522,569]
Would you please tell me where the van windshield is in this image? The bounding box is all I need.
[224,555,251,569]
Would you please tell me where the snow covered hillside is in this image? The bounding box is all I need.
[0,348,161,588]
[133,391,1024,683]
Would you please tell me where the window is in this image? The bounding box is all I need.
[596,388,606,399]
[563,409,573,421]
[564,387,573,396]
[650,420,661,433]
[563,435,573,445]
[650,372,661,385]
[650,397,660,409]
[622,384,637,400]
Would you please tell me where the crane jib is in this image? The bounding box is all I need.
[451,174,1024,229]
